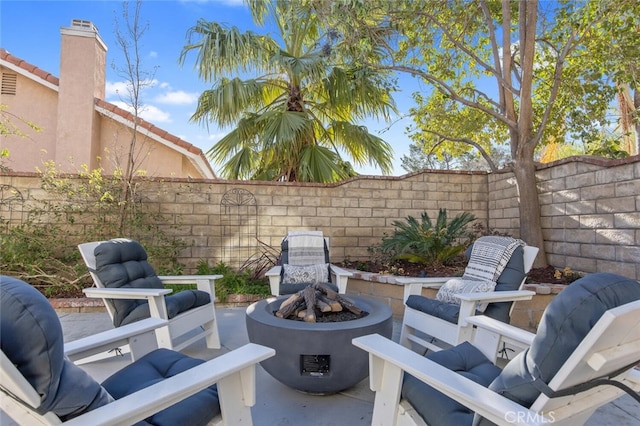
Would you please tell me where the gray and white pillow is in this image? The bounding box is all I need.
[282,263,329,284]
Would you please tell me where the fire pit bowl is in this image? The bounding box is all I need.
[246,295,393,394]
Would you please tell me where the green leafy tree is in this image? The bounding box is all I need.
[179,0,396,182]
[401,140,511,172]
[316,0,640,267]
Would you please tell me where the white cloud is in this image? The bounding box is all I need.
[154,90,199,105]
[106,79,159,99]
[149,51,158,58]
[105,81,129,97]
[110,101,172,124]
[207,132,226,142]
[140,105,172,123]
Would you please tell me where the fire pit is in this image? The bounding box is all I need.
[246,294,393,394]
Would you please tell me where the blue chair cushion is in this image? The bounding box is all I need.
[484,245,525,322]
[406,295,461,323]
[0,276,112,420]
[94,239,210,327]
[402,341,502,425]
[406,245,525,325]
[489,272,640,407]
[102,348,220,426]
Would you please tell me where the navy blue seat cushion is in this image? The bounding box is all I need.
[406,295,461,323]
[102,348,220,426]
[490,272,640,408]
[0,276,112,420]
[94,239,210,327]
[402,341,502,425]
[406,245,525,324]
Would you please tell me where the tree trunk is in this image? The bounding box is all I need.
[513,151,548,268]
[634,88,640,155]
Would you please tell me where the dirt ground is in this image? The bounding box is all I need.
[342,260,574,285]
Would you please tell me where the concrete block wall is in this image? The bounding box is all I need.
[2,154,638,278]
[0,170,488,272]
[489,155,640,279]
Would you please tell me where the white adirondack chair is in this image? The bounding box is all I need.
[265,230,352,296]
[397,243,538,353]
[79,239,222,351]
[354,273,640,426]
[0,276,275,426]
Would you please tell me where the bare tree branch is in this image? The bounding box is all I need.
[370,63,519,129]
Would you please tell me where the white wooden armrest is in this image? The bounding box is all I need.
[465,315,535,362]
[466,316,535,346]
[159,275,221,296]
[266,265,282,295]
[64,318,168,362]
[455,290,535,331]
[329,264,352,293]
[454,290,535,304]
[353,334,544,426]
[329,264,353,277]
[396,277,452,301]
[83,288,172,328]
[62,343,276,426]
[83,288,172,299]
[396,276,452,286]
[265,266,281,277]
[159,275,222,283]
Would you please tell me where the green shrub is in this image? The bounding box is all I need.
[380,209,476,267]
[1,162,186,297]
[196,260,270,301]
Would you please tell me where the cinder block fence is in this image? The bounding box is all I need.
[1,155,638,280]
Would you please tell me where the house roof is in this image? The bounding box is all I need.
[0,48,216,179]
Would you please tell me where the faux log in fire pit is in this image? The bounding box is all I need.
[246,290,393,394]
[275,283,364,322]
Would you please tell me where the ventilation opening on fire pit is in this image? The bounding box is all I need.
[301,355,330,377]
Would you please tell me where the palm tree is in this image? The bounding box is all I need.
[179,0,396,182]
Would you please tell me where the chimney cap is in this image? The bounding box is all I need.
[70,19,98,33]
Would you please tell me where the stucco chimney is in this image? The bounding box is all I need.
[55,19,107,170]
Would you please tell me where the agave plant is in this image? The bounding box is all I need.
[380,209,476,266]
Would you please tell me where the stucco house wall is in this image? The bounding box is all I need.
[1,19,214,179]
[1,59,59,170]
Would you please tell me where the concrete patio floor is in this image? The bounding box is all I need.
[3,306,638,425]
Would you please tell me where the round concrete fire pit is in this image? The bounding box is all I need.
[246,295,393,394]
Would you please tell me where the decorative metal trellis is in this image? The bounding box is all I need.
[219,188,258,270]
[0,184,26,231]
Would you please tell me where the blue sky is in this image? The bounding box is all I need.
[1,0,419,176]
